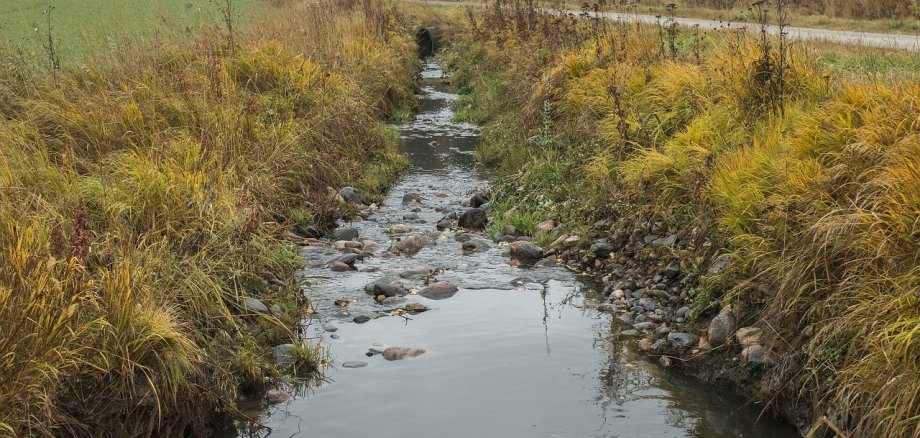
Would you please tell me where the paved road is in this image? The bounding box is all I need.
[416,0,920,51]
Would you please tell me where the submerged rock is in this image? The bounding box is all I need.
[382,346,426,361]
[265,389,292,404]
[341,361,368,368]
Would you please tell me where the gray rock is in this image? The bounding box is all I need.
[272,344,295,368]
[341,361,368,368]
[661,261,680,279]
[652,234,678,247]
[667,332,699,348]
[469,192,489,208]
[244,298,270,314]
[353,315,371,324]
[638,297,657,312]
[336,253,360,265]
[502,225,519,237]
[340,187,360,204]
[634,321,655,331]
[436,219,453,231]
[708,306,736,346]
[590,240,615,259]
[479,202,492,212]
[381,296,407,305]
[676,306,690,318]
[402,193,422,204]
[598,303,616,313]
[383,346,426,361]
[458,208,488,229]
[322,323,338,333]
[332,227,359,241]
[741,344,775,368]
[509,241,544,262]
[402,212,420,221]
[364,277,409,298]
[708,254,734,275]
[419,282,459,300]
[462,240,487,253]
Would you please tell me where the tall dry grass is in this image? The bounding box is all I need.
[447,2,918,436]
[0,0,417,435]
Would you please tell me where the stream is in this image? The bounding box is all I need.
[230,61,798,438]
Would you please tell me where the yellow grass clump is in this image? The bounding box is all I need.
[0,0,418,435]
[447,2,919,435]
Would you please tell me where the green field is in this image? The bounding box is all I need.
[0,0,272,66]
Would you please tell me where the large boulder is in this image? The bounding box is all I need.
[458,208,488,229]
[708,306,736,346]
[509,241,544,263]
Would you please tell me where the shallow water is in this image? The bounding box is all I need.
[231,61,798,438]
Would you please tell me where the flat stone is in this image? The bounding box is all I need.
[332,227,359,241]
[404,302,429,312]
[652,234,678,247]
[383,346,426,361]
[322,323,338,333]
[341,361,368,368]
[353,315,371,324]
[244,298,270,314]
[420,282,459,300]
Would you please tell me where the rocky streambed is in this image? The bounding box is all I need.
[228,61,798,438]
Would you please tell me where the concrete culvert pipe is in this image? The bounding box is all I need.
[416,27,439,57]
